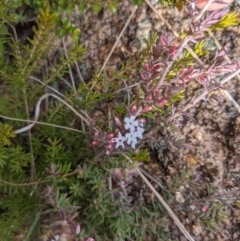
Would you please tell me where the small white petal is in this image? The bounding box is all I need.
[125,132,138,149]
[115,132,126,149]
[135,126,144,139]
[125,132,134,145]
[130,138,138,149]
[54,235,60,241]
[124,115,139,131]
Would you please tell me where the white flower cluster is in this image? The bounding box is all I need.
[115,115,144,149]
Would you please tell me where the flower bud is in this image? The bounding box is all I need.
[159,36,167,47]
[146,94,153,101]
[201,206,208,212]
[85,238,95,241]
[114,116,122,127]
[140,72,148,81]
[142,106,152,112]
[106,144,113,150]
[137,118,146,124]
[155,98,168,107]
[179,68,186,76]
[153,88,159,97]
[91,140,99,146]
[75,224,80,235]
[131,105,137,114]
[144,63,150,72]
[107,133,115,139]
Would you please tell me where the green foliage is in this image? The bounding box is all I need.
[78,3,88,13]
[211,11,239,30]
[107,2,117,13]
[0,124,16,146]
[199,203,230,232]
[158,0,186,10]
[0,0,238,240]
[184,40,207,60]
[130,0,144,6]
[235,200,240,207]
[91,3,102,13]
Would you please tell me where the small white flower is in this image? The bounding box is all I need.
[124,115,139,132]
[125,132,138,149]
[115,132,126,149]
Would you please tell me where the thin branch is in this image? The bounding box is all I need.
[0,171,77,187]
[144,68,240,139]
[181,188,240,209]
[168,68,240,121]
[207,30,238,69]
[167,69,240,122]
[0,178,45,187]
[11,21,37,181]
[220,68,240,85]
[23,90,36,181]
[155,36,192,90]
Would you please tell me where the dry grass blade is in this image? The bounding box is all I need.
[99,6,138,76]
[220,89,240,113]
[23,89,36,181]
[121,153,195,241]
[75,61,85,84]
[90,5,138,91]
[137,168,195,241]
[13,93,90,134]
[62,37,77,93]
[30,76,66,98]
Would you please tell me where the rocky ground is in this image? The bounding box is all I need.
[58,1,240,240]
